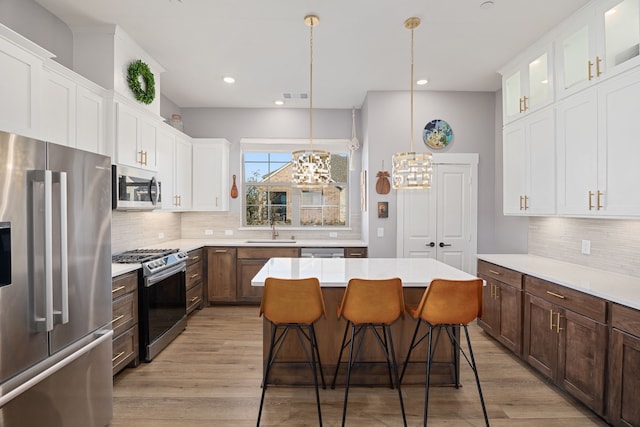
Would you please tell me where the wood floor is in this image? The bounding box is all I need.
[111,306,608,426]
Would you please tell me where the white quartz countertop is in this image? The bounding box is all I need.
[477,254,640,311]
[251,257,479,287]
[111,239,368,277]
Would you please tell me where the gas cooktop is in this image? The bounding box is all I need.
[112,248,179,264]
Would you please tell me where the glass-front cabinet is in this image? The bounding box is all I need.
[556,0,640,98]
[502,44,553,124]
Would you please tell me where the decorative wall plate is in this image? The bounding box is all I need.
[423,119,453,149]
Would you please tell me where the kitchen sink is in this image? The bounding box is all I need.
[244,239,296,244]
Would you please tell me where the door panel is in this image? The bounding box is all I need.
[399,163,472,273]
[523,293,557,379]
[47,144,112,354]
[0,133,49,383]
[437,165,470,271]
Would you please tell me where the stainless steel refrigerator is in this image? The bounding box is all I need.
[0,131,112,426]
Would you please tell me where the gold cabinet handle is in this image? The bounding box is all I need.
[494,285,500,300]
[519,97,524,113]
[546,290,566,299]
[489,283,495,299]
[488,269,501,275]
[189,296,200,303]
[216,196,219,207]
[556,312,563,333]
[550,309,556,330]
[596,56,602,77]
[597,190,603,210]
[588,60,594,80]
[588,191,594,210]
[111,314,125,324]
[189,273,199,280]
[215,249,227,253]
[522,95,528,112]
[524,195,529,210]
[192,256,200,261]
[519,195,524,210]
[142,150,148,166]
[137,150,143,165]
[112,285,126,294]
[112,351,126,363]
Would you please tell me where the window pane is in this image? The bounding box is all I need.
[243,148,348,227]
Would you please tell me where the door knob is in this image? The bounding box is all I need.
[439,242,452,247]
[426,242,435,247]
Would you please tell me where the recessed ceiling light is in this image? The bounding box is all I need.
[416,79,428,85]
[223,76,235,84]
[480,1,494,10]
[274,100,284,106]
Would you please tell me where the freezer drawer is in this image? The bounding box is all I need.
[0,330,113,427]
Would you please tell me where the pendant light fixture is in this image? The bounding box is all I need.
[392,17,432,190]
[292,14,332,187]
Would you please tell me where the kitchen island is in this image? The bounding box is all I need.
[251,257,480,386]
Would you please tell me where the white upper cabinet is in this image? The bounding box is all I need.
[557,67,640,217]
[503,107,556,215]
[42,68,76,147]
[155,128,192,211]
[75,85,105,154]
[502,43,554,124]
[556,0,640,99]
[191,138,230,211]
[0,27,45,139]
[115,101,158,171]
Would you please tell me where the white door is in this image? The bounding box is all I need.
[397,155,478,274]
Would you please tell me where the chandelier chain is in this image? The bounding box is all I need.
[410,24,414,152]
[309,17,314,150]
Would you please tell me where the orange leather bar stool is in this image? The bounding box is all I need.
[401,278,489,427]
[331,277,407,427]
[257,277,326,426]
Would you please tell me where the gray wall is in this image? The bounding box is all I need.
[181,107,361,217]
[362,90,508,257]
[0,0,73,68]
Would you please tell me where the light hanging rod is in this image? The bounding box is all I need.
[305,14,318,150]
[405,17,420,153]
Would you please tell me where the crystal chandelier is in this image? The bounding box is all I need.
[392,17,432,190]
[292,14,332,188]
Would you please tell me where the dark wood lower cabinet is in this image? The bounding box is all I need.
[206,247,237,303]
[609,303,640,427]
[523,279,607,416]
[477,261,523,355]
[236,247,299,304]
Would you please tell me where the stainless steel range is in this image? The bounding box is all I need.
[112,248,188,362]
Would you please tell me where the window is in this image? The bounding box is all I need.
[243,142,348,227]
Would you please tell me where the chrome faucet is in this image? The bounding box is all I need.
[270,217,279,240]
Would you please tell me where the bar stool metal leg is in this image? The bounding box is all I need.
[463,325,489,426]
[257,324,279,426]
[341,323,357,427]
[331,321,351,389]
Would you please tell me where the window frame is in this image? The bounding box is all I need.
[240,138,351,229]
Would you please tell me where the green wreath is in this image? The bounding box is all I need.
[127,60,155,104]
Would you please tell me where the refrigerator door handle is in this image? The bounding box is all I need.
[43,170,54,332]
[53,171,69,325]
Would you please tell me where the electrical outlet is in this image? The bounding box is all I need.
[225,229,234,236]
[205,229,214,236]
[377,227,384,237]
[158,232,165,239]
[581,239,591,255]
[329,232,338,238]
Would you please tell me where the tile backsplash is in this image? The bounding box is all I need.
[529,217,640,277]
[111,210,362,254]
[180,211,362,240]
[112,211,182,254]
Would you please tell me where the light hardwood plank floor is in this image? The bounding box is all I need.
[111,306,608,426]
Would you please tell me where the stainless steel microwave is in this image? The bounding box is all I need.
[112,165,161,210]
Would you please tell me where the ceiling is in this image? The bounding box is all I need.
[35,0,590,109]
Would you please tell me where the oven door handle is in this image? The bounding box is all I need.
[145,262,186,287]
